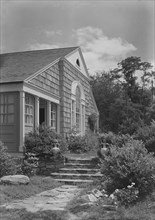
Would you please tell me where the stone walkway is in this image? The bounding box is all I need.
[1,185,82,213]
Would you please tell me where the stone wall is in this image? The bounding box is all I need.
[37,155,64,175]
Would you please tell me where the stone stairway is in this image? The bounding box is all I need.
[51,156,102,184]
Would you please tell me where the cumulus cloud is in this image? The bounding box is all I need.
[73,26,137,74]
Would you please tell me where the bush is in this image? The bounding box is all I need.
[68,135,88,153]
[84,130,99,152]
[0,141,22,177]
[67,130,99,153]
[134,121,155,154]
[113,186,139,206]
[24,125,68,156]
[100,138,155,205]
[22,152,39,176]
[98,132,132,148]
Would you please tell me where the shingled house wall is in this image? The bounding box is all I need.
[59,59,97,135]
[29,63,60,99]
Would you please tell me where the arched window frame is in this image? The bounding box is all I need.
[71,81,85,135]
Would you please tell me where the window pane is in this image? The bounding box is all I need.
[25,95,33,125]
[3,115,7,123]
[4,105,7,113]
[8,115,14,123]
[51,103,57,129]
[30,107,33,115]
[0,95,4,104]
[0,105,4,113]
[5,95,7,103]
[26,106,29,114]
[25,96,29,104]
[8,95,14,103]
[8,105,14,113]
[30,116,33,124]
[0,115,3,123]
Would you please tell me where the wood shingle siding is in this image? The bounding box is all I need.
[59,59,97,134]
[29,63,60,97]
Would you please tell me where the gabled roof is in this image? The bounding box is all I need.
[0,47,78,83]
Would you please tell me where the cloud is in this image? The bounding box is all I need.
[73,26,137,74]
[27,43,59,51]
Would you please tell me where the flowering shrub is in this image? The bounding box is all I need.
[0,141,22,177]
[112,183,139,206]
[100,138,155,204]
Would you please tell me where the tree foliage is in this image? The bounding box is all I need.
[91,57,154,134]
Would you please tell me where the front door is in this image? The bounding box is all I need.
[39,99,46,125]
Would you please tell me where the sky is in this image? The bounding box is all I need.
[0,0,155,75]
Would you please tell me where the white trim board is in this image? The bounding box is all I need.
[23,84,60,104]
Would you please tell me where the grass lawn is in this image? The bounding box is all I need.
[0,176,62,205]
[0,176,67,220]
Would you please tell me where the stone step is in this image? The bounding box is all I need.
[59,168,99,174]
[51,172,102,180]
[52,178,93,184]
[66,158,94,164]
[64,163,96,169]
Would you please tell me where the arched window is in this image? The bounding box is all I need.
[76,86,81,133]
[71,81,85,135]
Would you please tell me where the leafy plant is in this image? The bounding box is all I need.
[88,113,98,132]
[68,135,88,153]
[100,138,155,204]
[98,132,132,148]
[134,122,155,154]
[0,141,22,177]
[113,185,139,206]
[24,125,67,157]
[67,130,99,153]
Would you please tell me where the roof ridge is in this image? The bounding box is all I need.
[0,46,79,56]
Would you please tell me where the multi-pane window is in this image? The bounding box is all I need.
[81,105,85,134]
[71,100,75,127]
[25,94,34,125]
[71,83,85,135]
[51,103,57,130]
[76,86,81,133]
[0,94,15,124]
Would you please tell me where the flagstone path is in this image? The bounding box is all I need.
[1,185,82,214]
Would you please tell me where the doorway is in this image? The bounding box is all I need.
[39,99,46,125]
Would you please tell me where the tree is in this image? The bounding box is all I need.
[112,57,153,104]
[90,71,123,132]
[91,57,154,134]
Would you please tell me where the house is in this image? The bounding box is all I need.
[0,47,99,153]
